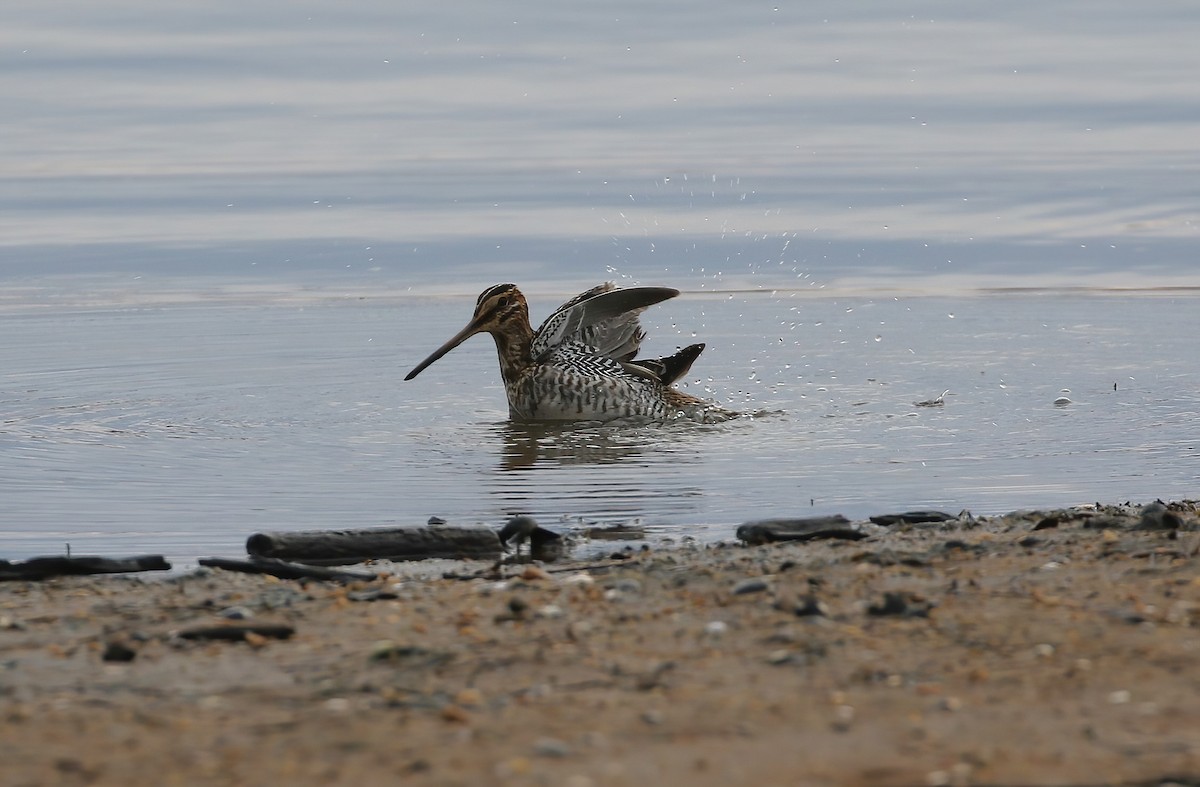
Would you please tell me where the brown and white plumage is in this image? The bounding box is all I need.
[405,283,736,423]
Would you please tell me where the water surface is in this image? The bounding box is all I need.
[2,291,1195,564]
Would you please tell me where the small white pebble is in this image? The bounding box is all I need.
[536,604,564,619]
[1108,689,1131,705]
[704,620,728,637]
[562,573,595,586]
[476,581,509,595]
[1033,643,1055,658]
[323,697,351,713]
[1040,561,1062,571]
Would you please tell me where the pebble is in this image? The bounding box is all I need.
[703,620,729,638]
[641,709,665,726]
[867,591,931,618]
[562,572,595,586]
[218,606,253,620]
[732,578,769,596]
[1107,689,1131,705]
[520,566,550,582]
[440,704,471,723]
[939,696,963,712]
[765,649,792,665]
[794,596,829,618]
[831,704,855,731]
[566,621,593,641]
[612,579,642,594]
[536,604,564,619]
[323,697,351,713]
[475,581,509,595]
[533,737,571,758]
[101,641,137,663]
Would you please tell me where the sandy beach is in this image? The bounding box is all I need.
[2,501,1198,787]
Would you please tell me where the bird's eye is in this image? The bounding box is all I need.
[497,296,510,308]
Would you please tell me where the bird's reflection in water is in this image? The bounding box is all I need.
[495,420,676,471]
[485,420,709,529]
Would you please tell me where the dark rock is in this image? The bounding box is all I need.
[1138,501,1184,531]
[347,587,401,602]
[370,643,455,667]
[867,592,933,618]
[869,511,957,526]
[736,516,864,545]
[794,596,829,618]
[101,641,138,663]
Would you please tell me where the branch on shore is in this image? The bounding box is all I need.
[198,556,378,583]
[0,555,171,582]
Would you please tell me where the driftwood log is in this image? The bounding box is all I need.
[0,554,171,582]
[736,516,865,545]
[198,556,378,583]
[246,525,502,565]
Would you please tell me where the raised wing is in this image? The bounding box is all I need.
[531,284,679,361]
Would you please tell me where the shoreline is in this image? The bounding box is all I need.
[2,501,1197,786]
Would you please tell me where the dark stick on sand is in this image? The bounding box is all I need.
[0,554,171,582]
[175,623,296,642]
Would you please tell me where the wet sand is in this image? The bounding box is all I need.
[2,502,1198,786]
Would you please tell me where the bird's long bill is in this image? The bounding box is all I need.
[403,314,487,380]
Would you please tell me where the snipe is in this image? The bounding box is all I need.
[405,283,735,423]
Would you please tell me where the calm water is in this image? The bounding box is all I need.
[2,291,1197,564]
[2,2,1198,562]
